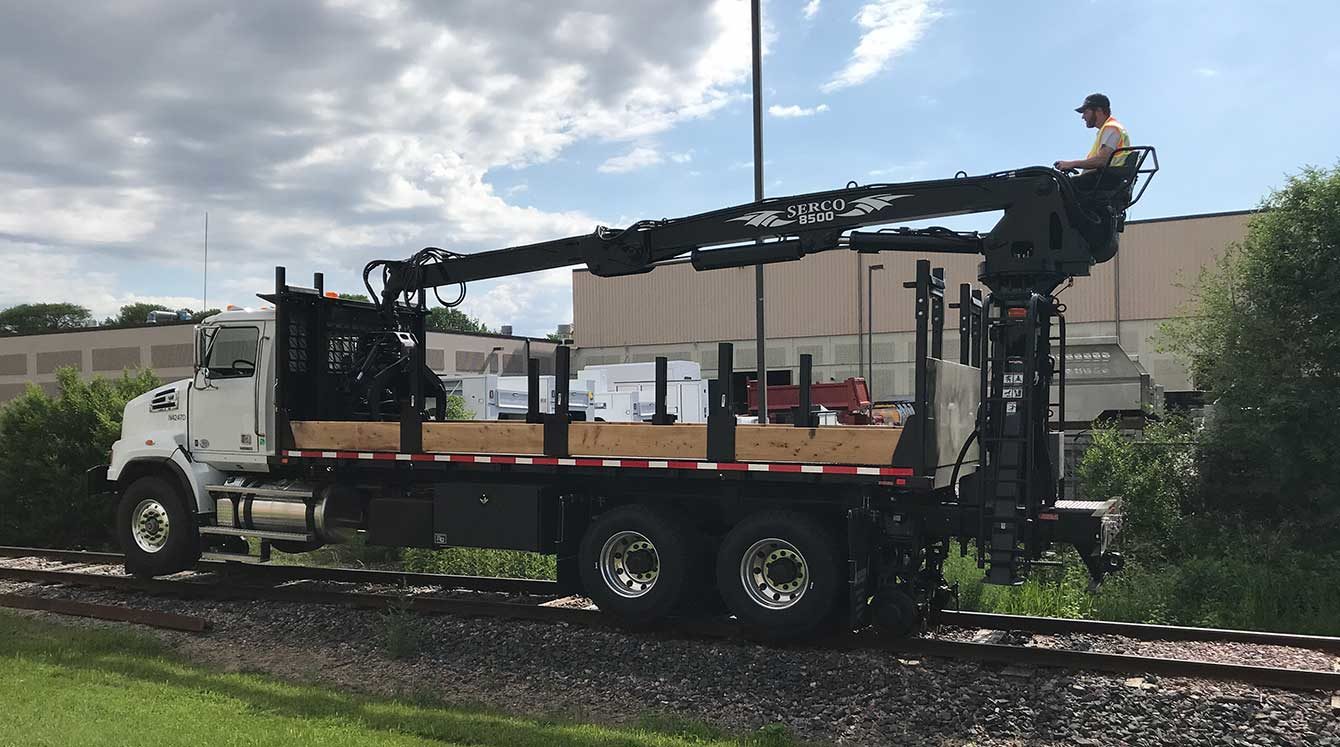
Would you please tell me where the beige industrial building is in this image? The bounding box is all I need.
[572,210,1253,402]
[0,321,557,403]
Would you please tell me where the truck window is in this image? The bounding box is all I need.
[204,326,259,379]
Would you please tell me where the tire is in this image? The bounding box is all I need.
[117,476,200,577]
[716,511,843,639]
[578,504,696,626]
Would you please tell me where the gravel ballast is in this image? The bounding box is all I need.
[1,572,1337,746]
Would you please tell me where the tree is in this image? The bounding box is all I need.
[1162,163,1340,524]
[0,367,161,548]
[426,307,490,334]
[0,302,93,334]
[337,293,370,302]
[106,302,172,327]
[191,308,222,322]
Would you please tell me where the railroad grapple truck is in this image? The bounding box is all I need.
[91,151,1155,638]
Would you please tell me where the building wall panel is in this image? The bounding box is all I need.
[36,350,82,374]
[0,354,26,376]
[151,344,193,368]
[92,346,142,371]
[1119,213,1250,320]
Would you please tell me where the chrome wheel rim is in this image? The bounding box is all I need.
[740,537,809,609]
[599,530,659,598]
[132,499,170,554]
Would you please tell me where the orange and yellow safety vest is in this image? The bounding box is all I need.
[1087,116,1130,167]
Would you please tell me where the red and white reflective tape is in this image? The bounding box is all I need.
[281,449,912,482]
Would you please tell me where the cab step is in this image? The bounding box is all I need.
[200,551,269,564]
[198,526,315,542]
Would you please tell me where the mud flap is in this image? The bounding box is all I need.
[846,509,872,629]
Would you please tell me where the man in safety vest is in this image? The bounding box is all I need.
[1054,93,1130,187]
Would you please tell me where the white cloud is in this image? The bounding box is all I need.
[822,0,942,92]
[803,0,822,20]
[598,146,664,174]
[768,103,830,118]
[669,150,694,164]
[0,1,755,336]
[1194,67,1219,77]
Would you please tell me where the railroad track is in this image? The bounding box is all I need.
[2,546,1338,692]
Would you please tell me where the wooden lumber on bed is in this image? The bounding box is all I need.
[423,421,544,455]
[290,420,400,452]
[736,424,902,465]
[289,420,903,466]
[569,422,707,459]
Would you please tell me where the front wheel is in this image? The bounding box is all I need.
[716,511,842,639]
[117,476,199,577]
[578,504,696,626]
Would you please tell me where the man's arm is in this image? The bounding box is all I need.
[1055,123,1122,171]
[1054,145,1114,172]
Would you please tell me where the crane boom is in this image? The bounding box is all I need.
[370,151,1157,312]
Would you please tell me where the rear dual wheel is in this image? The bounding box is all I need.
[579,505,698,625]
[716,511,843,639]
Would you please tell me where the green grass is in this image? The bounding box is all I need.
[0,611,797,747]
[400,546,557,580]
[252,533,559,581]
[942,543,1340,635]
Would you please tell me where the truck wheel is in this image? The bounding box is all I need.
[117,476,199,577]
[716,511,842,639]
[579,505,694,626]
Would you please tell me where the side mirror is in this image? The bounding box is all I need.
[193,368,211,390]
[196,326,217,369]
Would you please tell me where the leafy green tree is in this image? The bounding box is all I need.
[426,307,490,334]
[1075,419,1195,562]
[337,293,370,302]
[0,367,161,548]
[107,302,182,327]
[1162,164,1340,524]
[0,302,93,334]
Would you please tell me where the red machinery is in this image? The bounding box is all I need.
[746,377,878,425]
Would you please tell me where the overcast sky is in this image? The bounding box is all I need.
[2,1,1336,335]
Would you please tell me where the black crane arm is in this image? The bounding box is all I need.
[370,151,1157,310]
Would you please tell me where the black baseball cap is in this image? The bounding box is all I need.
[1075,93,1110,113]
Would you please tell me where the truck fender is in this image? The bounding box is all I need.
[109,435,223,515]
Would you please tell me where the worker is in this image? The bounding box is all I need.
[1053,93,1130,189]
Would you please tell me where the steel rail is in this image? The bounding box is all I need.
[3,564,1339,692]
[0,546,124,564]
[0,592,210,633]
[935,610,1340,655]
[841,635,1340,692]
[0,546,561,596]
[0,566,598,625]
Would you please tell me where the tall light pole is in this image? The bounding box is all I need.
[867,264,884,400]
[202,212,209,312]
[750,0,767,424]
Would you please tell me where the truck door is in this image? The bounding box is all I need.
[189,324,266,469]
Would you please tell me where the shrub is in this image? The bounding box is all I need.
[0,367,160,548]
[378,603,425,660]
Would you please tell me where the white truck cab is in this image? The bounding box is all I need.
[100,308,287,574]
